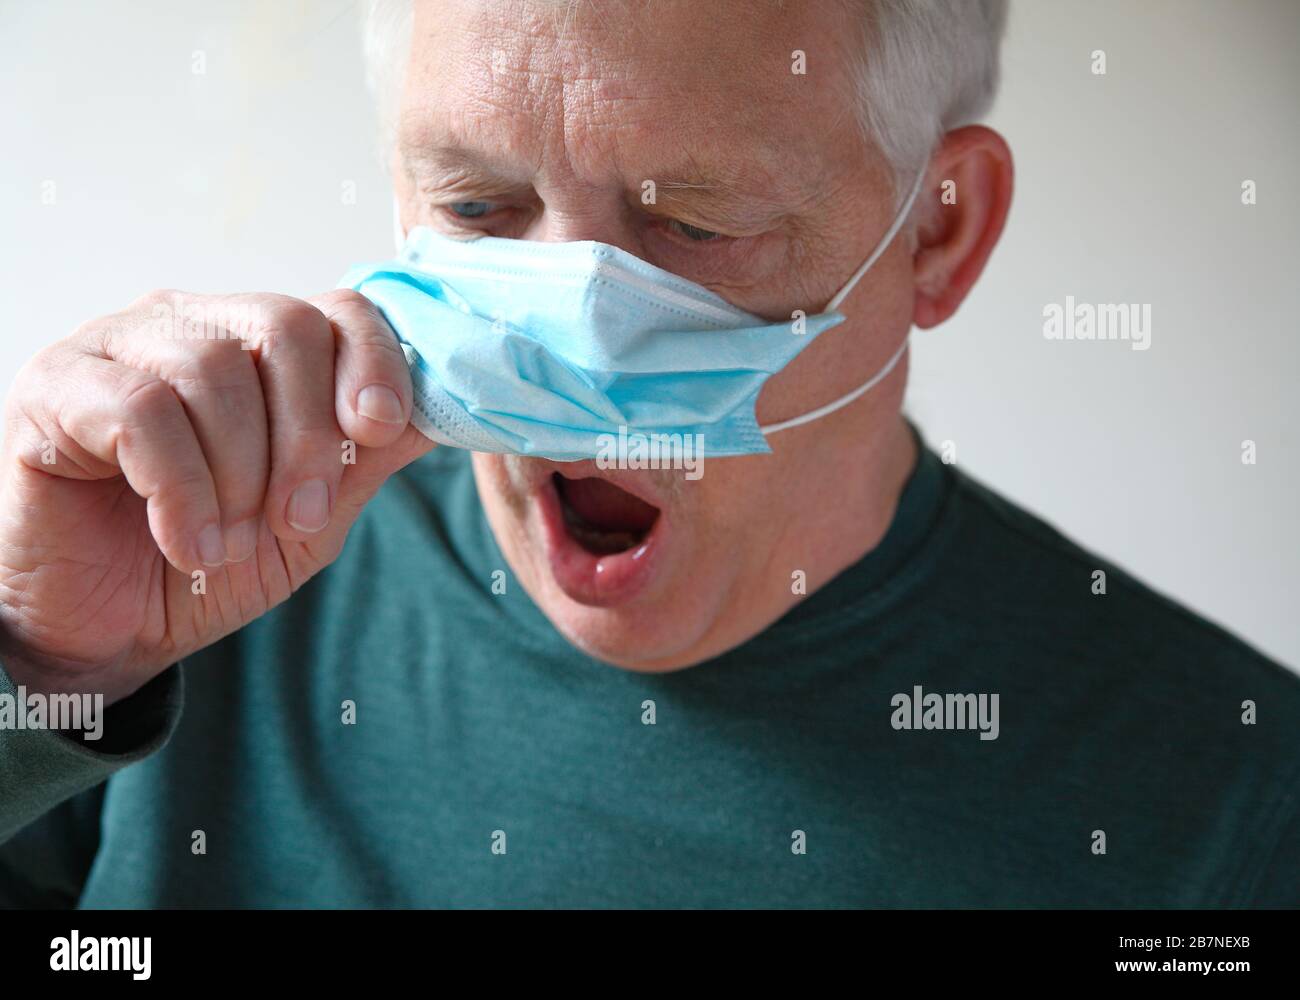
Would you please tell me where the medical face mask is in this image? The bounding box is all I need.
[340,169,925,462]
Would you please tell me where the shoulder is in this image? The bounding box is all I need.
[932,458,1300,904]
[943,457,1297,702]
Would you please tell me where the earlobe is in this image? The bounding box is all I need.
[910,125,1014,329]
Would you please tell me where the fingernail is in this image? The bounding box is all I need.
[286,480,330,533]
[224,518,260,563]
[198,523,227,567]
[356,384,404,425]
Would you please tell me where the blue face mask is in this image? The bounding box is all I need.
[339,170,924,462]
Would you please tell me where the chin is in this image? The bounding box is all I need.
[535,588,714,673]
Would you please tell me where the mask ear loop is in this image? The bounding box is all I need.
[759,166,928,437]
[392,196,407,255]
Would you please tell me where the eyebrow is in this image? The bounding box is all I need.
[649,181,789,231]
[400,138,806,228]
[642,151,805,228]
[399,142,537,192]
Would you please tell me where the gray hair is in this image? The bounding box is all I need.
[361,0,1007,198]
[853,0,1007,191]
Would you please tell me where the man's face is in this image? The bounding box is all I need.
[395,0,919,670]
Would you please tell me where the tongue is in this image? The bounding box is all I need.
[556,476,659,533]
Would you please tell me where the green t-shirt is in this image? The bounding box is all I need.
[2,432,1297,907]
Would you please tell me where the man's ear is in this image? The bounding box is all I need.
[911,125,1013,329]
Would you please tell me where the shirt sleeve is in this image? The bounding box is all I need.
[0,658,185,849]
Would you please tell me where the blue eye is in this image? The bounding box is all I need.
[669,220,721,242]
[450,201,494,218]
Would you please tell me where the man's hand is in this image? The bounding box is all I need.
[0,289,434,705]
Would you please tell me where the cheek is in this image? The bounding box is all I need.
[753,318,856,424]
[677,460,763,544]
[755,250,915,424]
[472,454,530,523]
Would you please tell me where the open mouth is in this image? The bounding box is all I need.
[538,469,669,607]
[552,472,660,555]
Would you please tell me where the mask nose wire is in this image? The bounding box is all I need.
[759,165,928,437]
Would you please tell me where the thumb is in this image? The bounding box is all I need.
[265,425,437,597]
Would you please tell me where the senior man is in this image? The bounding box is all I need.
[0,0,1296,908]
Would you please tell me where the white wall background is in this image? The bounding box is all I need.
[1,0,1296,668]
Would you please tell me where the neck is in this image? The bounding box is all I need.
[771,405,919,604]
[654,402,918,671]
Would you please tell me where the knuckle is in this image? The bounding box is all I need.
[169,338,256,390]
[15,344,59,387]
[314,291,397,349]
[117,373,179,425]
[12,337,102,421]
[316,288,372,314]
[162,466,216,505]
[259,296,329,339]
[254,298,331,362]
[341,318,404,361]
[130,288,183,310]
[6,356,50,423]
[354,320,404,357]
[123,289,192,336]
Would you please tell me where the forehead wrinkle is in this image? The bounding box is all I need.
[403,2,849,214]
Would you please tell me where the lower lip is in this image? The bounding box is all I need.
[535,476,665,608]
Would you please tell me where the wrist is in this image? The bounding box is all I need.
[0,628,132,706]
